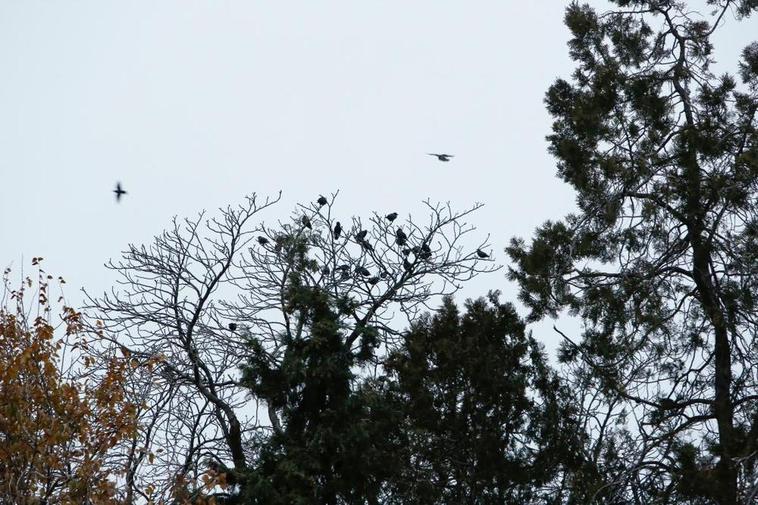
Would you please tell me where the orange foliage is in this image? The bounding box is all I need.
[0,261,137,504]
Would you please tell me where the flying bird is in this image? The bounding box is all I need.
[476,249,490,258]
[395,228,408,246]
[113,182,127,202]
[385,212,398,222]
[333,222,343,240]
[257,236,269,246]
[301,216,312,229]
[428,153,454,162]
[317,195,328,206]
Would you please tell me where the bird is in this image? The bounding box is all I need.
[403,258,413,272]
[321,265,330,275]
[359,240,374,252]
[385,212,398,222]
[113,182,127,202]
[367,276,380,285]
[301,216,312,229]
[317,195,328,206]
[428,153,454,162]
[355,266,371,277]
[476,249,490,258]
[228,323,237,332]
[419,243,432,260]
[356,229,368,241]
[257,236,269,246]
[333,222,342,240]
[401,248,411,256]
[337,264,351,271]
[395,228,408,246]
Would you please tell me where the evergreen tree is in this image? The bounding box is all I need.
[508,2,758,503]
[237,269,403,504]
[382,294,583,504]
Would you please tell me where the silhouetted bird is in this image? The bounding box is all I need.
[228,323,237,332]
[355,266,371,277]
[113,182,127,202]
[301,216,312,229]
[317,195,328,206]
[321,266,330,275]
[395,228,408,246]
[419,243,432,260]
[379,271,389,279]
[257,236,269,246]
[401,248,411,256]
[360,240,374,252]
[367,276,380,285]
[428,153,454,162]
[476,249,490,258]
[356,229,368,241]
[338,264,350,271]
[333,222,342,240]
[411,246,421,255]
[385,212,398,222]
[403,258,413,272]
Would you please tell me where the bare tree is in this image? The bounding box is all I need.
[86,192,497,502]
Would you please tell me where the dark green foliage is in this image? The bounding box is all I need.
[238,272,402,504]
[508,2,758,503]
[381,294,583,504]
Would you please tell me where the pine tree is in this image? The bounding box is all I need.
[382,294,583,504]
[508,2,758,503]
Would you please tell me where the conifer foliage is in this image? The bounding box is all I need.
[508,1,758,503]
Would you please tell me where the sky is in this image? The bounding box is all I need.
[1,1,756,353]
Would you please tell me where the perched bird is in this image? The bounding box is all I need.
[419,243,432,260]
[355,266,371,277]
[401,248,411,256]
[317,195,328,206]
[395,228,408,246]
[385,212,398,222]
[476,249,490,258]
[428,153,454,162]
[338,264,351,271]
[403,258,413,272]
[228,323,237,332]
[379,271,389,279]
[257,236,269,246]
[113,182,127,202]
[333,222,343,240]
[356,229,368,241]
[367,276,380,285]
[301,216,312,229]
[321,265,330,275]
[360,240,374,252]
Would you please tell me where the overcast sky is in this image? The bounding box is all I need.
[2,1,756,352]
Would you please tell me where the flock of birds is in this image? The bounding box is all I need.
[112,152,488,285]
